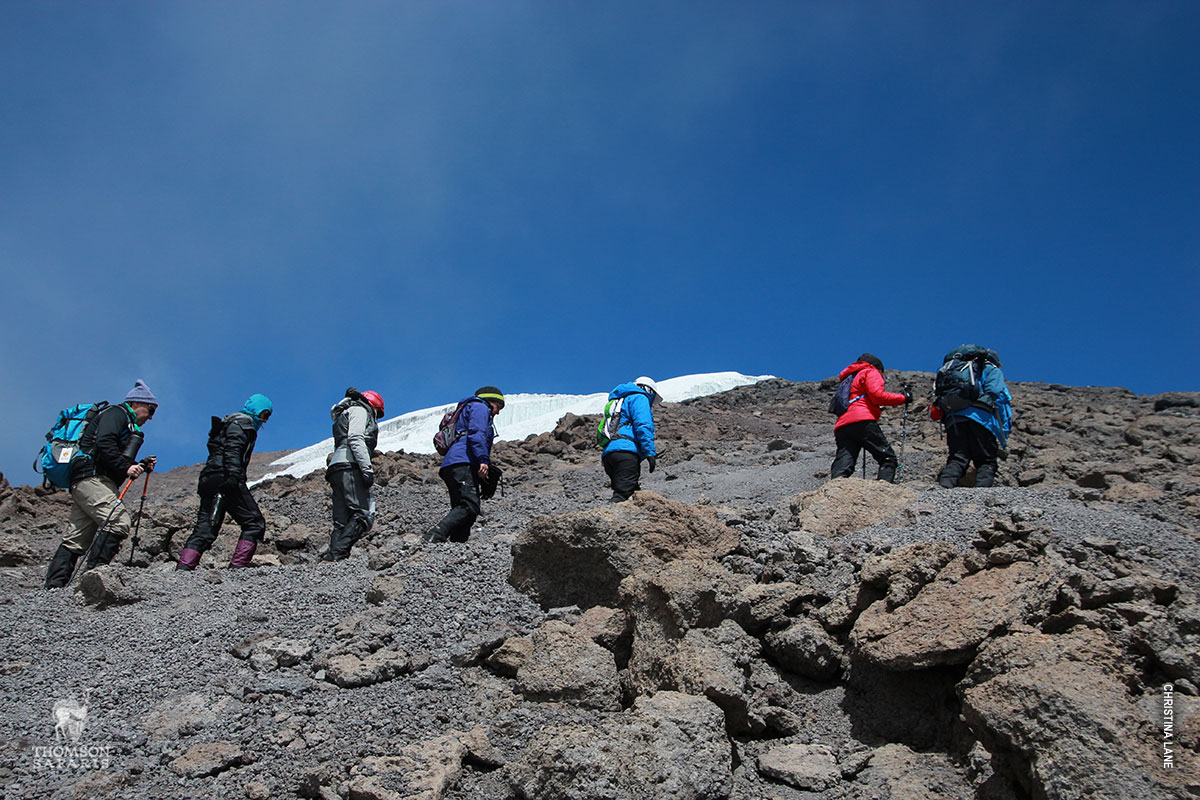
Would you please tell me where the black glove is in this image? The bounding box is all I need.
[345,386,361,400]
[361,470,375,488]
[646,456,656,473]
[903,390,913,405]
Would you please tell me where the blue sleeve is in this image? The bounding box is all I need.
[984,367,1012,436]
[628,394,657,458]
[464,400,492,465]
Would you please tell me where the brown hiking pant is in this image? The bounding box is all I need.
[62,476,131,555]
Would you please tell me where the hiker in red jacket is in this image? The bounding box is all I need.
[829,354,911,483]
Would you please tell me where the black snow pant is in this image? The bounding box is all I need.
[937,419,1000,488]
[602,451,641,502]
[185,479,266,553]
[326,466,373,559]
[426,463,481,543]
[830,420,898,483]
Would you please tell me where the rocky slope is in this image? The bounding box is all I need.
[0,375,1196,799]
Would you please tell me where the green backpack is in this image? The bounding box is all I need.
[596,397,628,448]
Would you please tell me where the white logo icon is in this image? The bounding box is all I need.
[52,690,90,743]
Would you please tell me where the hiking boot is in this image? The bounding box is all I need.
[85,533,122,571]
[229,539,257,568]
[44,545,79,589]
[176,547,202,571]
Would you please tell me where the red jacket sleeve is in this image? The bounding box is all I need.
[862,367,906,408]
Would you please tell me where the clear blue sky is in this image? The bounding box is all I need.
[2,2,1197,483]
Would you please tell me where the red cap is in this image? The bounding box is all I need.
[360,390,384,417]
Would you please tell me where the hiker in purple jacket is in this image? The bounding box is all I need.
[424,386,504,543]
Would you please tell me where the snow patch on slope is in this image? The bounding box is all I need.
[261,372,773,481]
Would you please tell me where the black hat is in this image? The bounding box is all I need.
[475,386,505,408]
[857,353,884,371]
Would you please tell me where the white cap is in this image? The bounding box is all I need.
[634,376,660,403]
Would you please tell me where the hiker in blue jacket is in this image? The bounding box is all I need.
[601,377,660,502]
[930,346,1012,488]
[424,386,505,543]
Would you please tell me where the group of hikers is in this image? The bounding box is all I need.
[40,346,1010,588]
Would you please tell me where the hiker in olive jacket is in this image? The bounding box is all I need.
[44,380,158,589]
[177,394,273,570]
[323,388,385,560]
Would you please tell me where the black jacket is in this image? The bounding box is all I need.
[70,404,140,486]
[198,412,259,489]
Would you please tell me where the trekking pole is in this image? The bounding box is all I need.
[898,401,909,479]
[861,450,866,479]
[71,477,135,584]
[126,472,151,566]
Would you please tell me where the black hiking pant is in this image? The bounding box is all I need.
[427,464,482,543]
[937,418,1000,488]
[185,479,266,552]
[602,451,641,502]
[326,465,373,558]
[830,421,898,483]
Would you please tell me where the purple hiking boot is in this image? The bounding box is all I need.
[176,548,202,571]
[229,540,257,568]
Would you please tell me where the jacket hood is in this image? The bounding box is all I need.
[330,396,369,421]
[839,362,880,381]
[242,394,273,430]
[608,382,653,401]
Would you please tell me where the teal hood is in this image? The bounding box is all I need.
[242,394,273,430]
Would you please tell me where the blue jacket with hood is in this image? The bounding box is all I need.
[440,397,496,470]
[943,365,1012,448]
[601,383,657,460]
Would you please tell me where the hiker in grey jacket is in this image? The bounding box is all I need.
[323,388,385,561]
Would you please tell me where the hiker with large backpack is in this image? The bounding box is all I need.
[424,386,505,543]
[176,394,274,570]
[44,380,159,588]
[828,354,911,483]
[599,377,660,502]
[322,388,385,561]
[930,345,1012,488]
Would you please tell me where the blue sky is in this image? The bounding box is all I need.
[3,2,1197,483]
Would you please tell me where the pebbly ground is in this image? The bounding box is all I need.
[1,379,1197,799]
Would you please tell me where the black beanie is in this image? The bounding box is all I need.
[857,353,884,371]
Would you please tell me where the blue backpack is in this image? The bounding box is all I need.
[827,371,865,416]
[34,402,108,489]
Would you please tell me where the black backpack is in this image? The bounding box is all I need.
[934,345,1001,413]
[827,371,865,416]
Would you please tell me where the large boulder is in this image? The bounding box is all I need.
[757,743,840,792]
[507,691,732,800]
[76,566,149,609]
[347,728,495,800]
[785,479,918,537]
[852,743,975,799]
[960,630,1190,800]
[514,620,621,711]
[509,491,738,609]
[851,559,1062,669]
[662,620,766,734]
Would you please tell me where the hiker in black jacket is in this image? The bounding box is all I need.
[44,380,159,588]
[177,394,273,570]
